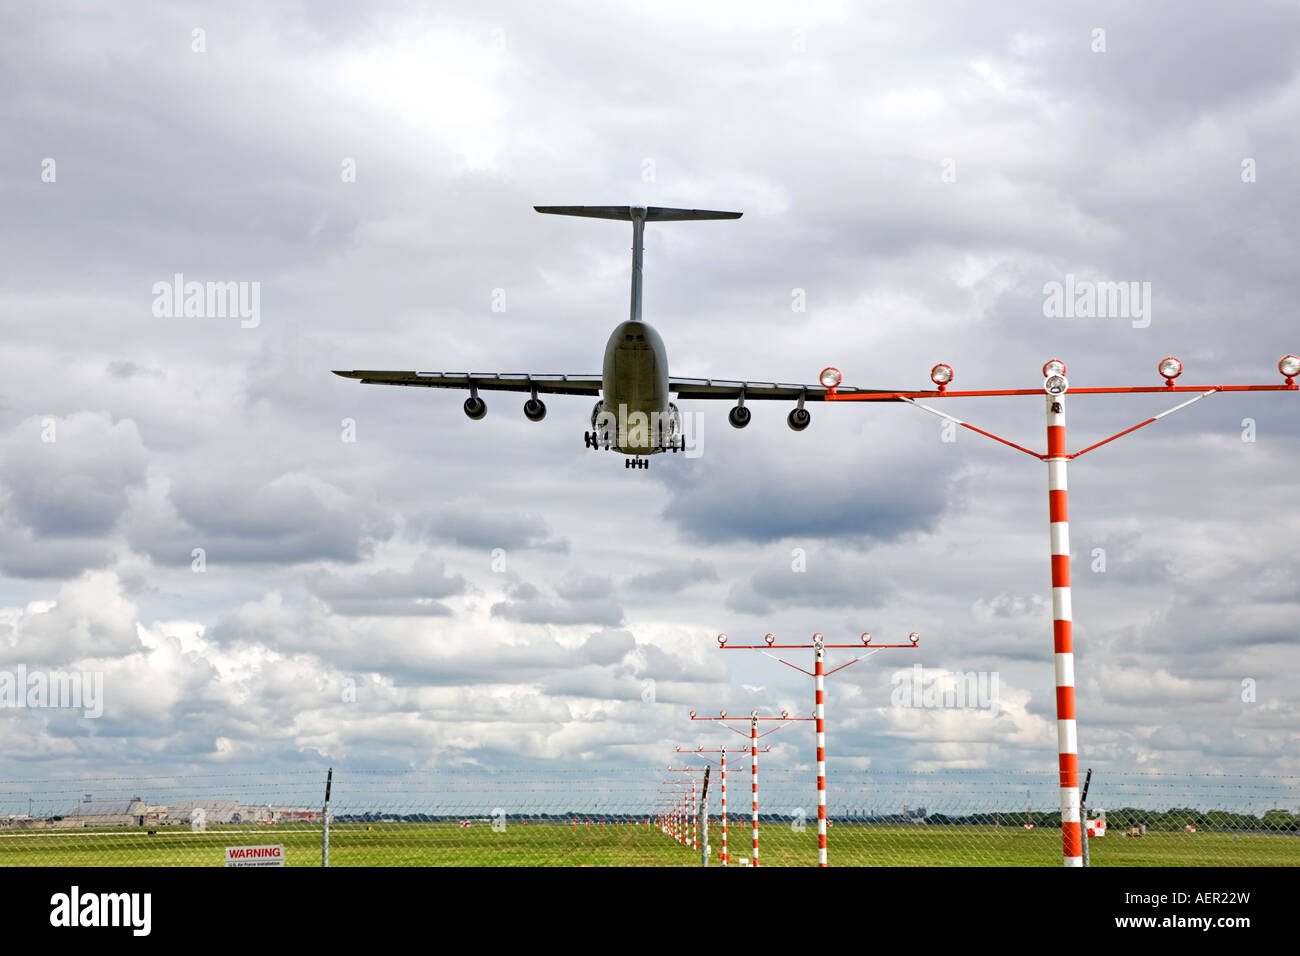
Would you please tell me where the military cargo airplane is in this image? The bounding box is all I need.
[334,205,895,469]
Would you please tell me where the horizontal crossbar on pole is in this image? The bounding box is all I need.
[720,643,916,649]
[826,383,1296,401]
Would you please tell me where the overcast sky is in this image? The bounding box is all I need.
[1,1,1298,808]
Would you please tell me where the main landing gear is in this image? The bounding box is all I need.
[625,457,649,470]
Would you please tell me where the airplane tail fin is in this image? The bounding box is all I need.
[534,205,742,221]
[534,205,741,323]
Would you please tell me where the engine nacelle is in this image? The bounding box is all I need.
[787,407,811,431]
[524,398,547,422]
[728,405,751,429]
[463,396,487,420]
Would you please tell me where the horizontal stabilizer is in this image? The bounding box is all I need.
[534,205,741,221]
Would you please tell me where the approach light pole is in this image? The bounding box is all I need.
[666,765,710,851]
[675,743,771,866]
[714,631,919,866]
[823,354,1299,866]
[690,709,811,867]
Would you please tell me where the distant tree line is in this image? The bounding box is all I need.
[333,808,1299,831]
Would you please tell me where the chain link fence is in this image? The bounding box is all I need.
[0,769,1295,866]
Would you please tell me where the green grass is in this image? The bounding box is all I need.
[0,822,1295,867]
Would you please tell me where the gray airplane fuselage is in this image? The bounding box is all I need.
[601,320,671,454]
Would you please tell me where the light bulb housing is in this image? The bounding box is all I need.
[1279,355,1300,383]
[819,367,842,390]
[1158,356,1183,385]
[930,363,954,391]
[1042,359,1067,378]
[1044,374,1069,396]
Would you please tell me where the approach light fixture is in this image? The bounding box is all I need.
[930,363,954,391]
[1158,356,1183,384]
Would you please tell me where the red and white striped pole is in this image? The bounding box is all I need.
[750,714,759,868]
[713,634,907,865]
[676,743,745,865]
[1047,390,1082,867]
[826,355,1300,865]
[720,749,728,866]
[814,637,828,867]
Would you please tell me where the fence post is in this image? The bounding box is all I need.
[700,766,711,867]
[1080,768,1092,868]
[322,767,332,868]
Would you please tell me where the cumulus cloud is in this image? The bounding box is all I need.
[0,413,147,537]
[308,552,469,616]
[0,1,1297,783]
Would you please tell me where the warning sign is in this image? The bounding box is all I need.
[225,845,284,867]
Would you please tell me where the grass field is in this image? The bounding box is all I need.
[1,821,1296,866]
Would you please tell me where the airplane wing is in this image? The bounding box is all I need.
[332,371,603,396]
[669,377,905,401]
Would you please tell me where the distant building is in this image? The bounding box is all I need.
[270,807,321,823]
[65,797,164,827]
[232,805,274,825]
[166,801,240,825]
